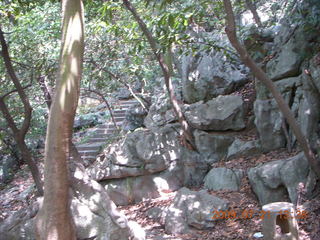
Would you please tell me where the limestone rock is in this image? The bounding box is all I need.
[164,187,229,234]
[88,125,184,181]
[253,99,285,152]
[181,45,248,103]
[204,168,243,191]
[248,153,310,205]
[122,103,148,131]
[101,150,208,206]
[227,138,261,160]
[194,130,234,164]
[184,95,245,131]
[143,93,177,130]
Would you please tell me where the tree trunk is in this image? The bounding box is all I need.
[37,76,52,109]
[122,0,195,150]
[223,0,320,178]
[0,26,43,195]
[35,0,84,239]
[244,0,262,27]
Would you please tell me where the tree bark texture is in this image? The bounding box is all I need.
[223,0,320,178]
[122,0,195,150]
[0,26,43,195]
[35,0,84,239]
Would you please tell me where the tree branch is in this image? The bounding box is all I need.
[0,26,32,138]
[123,0,195,150]
[223,0,320,177]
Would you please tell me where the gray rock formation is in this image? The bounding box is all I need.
[143,92,177,130]
[204,168,243,191]
[253,99,285,152]
[88,125,184,181]
[227,138,261,160]
[184,95,245,131]
[181,43,248,103]
[0,155,17,184]
[194,130,234,164]
[164,187,229,234]
[89,125,208,205]
[248,153,310,205]
[114,88,132,100]
[122,103,148,131]
[74,111,107,130]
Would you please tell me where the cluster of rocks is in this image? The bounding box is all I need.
[2,1,320,238]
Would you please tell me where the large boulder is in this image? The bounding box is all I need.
[253,99,285,152]
[227,138,261,160]
[122,103,148,131]
[164,187,229,234]
[0,155,18,184]
[143,92,177,131]
[89,125,209,205]
[194,130,234,164]
[254,73,320,150]
[101,150,208,206]
[184,95,245,131]
[181,34,248,103]
[248,153,310,205]
[88,125,185,181]
[114,88,132,100]
[73,112,106,130]
[266,2,320,81]
[204,168,244,191]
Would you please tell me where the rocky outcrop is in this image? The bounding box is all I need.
[122,103,148,131]
[88,125,185,180]
[204,168,244,191]
[184,95,245,131]
[248,153,311,205]
[253,0,320,152]
[73,111,107,130]
[143,92,177,130]
[89,124,209,205]
[164,187,229,234]
[181,34,248,103]
[253,99,285,152]
[194,130,234,164]
[227,138,261,160]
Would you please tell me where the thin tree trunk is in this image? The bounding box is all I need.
[83,88,119,129]
[37,76,52,109]
[0,26,43,195]
[122,0,195,150]
[244,0,262,27]
[223,0,320,177]
[35,0,84,239]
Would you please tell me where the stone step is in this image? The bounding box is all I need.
[114,117,125,122]
[88,138,107,143]
[113,113,126,118]
[91,133,110,138]
[113,110,127,114]
[76,142,104,151]
[98,123,120,128]
[95,128,118,134]
[79,150,98,157]
[118,100,138,104]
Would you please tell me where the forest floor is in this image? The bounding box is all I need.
[119,148,320,240]
[1,148,320,240]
